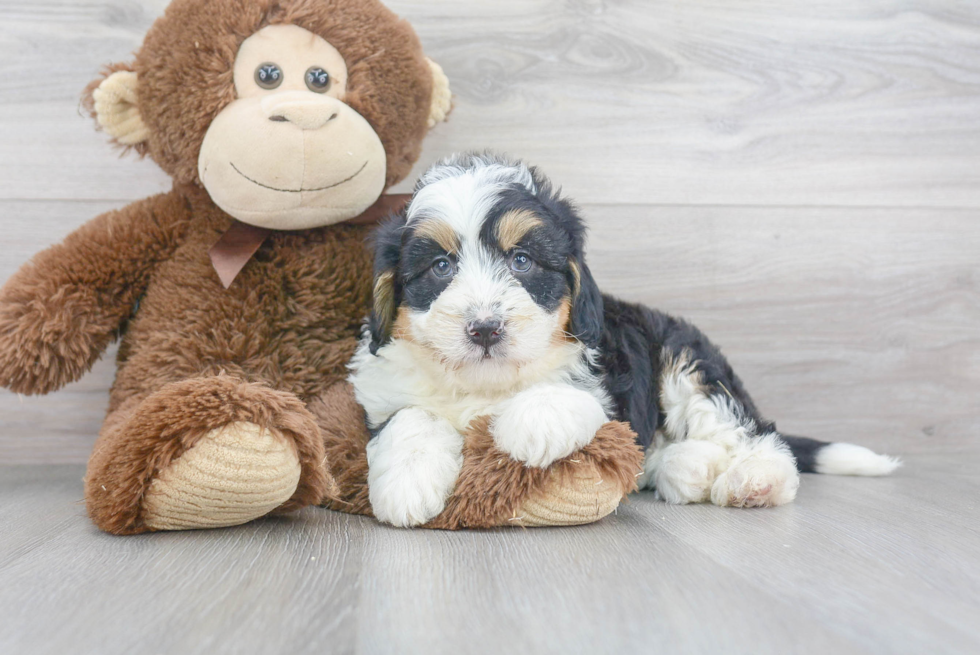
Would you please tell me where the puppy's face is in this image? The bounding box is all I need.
[369,155,603,388]
[400,205,571,368]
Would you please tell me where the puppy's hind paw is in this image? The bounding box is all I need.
[648,439,730,504]
[710,434,800,508]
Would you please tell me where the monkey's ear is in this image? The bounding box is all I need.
[425,58,453,128]
[87,69,151,147]
[368,212,409,354]
[568,259,604,349]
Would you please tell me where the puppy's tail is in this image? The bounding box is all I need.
[781,435,901,476]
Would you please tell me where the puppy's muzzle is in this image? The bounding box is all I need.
[466,320,504,352]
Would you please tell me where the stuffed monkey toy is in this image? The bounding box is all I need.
[0,0,643,535]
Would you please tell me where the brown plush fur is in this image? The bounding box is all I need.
[2,0,431,534]
[0,191,191,395]
[86,374,334,535]
[51,180,372,533]
[427,418,643,530]
[311,382,373,516]
[1,0,643,535]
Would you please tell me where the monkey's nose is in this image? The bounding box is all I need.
[466,320,504,351]
[261,92,340,131]
[268,108,338,130]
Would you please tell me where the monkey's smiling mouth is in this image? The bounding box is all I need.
[229,160,368,193]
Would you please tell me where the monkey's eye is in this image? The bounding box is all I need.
[509,252,533,273]
[431,257,456,279]
[255,63,283,90]
[305,67,331,93]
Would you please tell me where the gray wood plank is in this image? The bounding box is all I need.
[584,204,980,458]
[649,461,980,654]
[0,1,978,206]
[0,0,173,201]
[0,466,364,655]
[1,463,977,654]
[3,203,976,463]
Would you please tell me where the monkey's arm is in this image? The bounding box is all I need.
[0,191,191,395]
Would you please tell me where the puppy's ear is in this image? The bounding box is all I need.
[568,259,604,349]
[368,212,407,354]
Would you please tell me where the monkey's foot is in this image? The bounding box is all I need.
[426,419,644,529]
[512,463,627,527]
[143,422,302,531]
[85,376,331,535]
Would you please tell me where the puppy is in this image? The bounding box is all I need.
[348,153,900,527]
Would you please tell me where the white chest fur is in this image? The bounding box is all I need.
[348,333,610,432]
[350,332,613,527]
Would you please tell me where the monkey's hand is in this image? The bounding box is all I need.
[0,271,113,395]
[0,192,189,395]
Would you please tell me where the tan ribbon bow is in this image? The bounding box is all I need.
[208,194,412,289]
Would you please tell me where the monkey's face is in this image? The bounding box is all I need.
[198,25,388,230]
[87,0,451,229]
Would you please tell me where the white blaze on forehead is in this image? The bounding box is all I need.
[406,157,538,245]
[404,157,539,322]
[415,155,536,192]
[445,245,515,316]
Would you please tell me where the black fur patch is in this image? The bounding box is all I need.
[400,238,456,312]
[597,294,771,451]
[367,212,408,354]
[477,182,604,346]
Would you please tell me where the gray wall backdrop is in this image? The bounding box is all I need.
[1,0,978,463]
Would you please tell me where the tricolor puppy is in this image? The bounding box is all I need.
[349,154,900,528]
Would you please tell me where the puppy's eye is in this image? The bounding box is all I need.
[431,257,455,278]
[305,67,331,93]
[510,252,533,273]
[255,63,284,89]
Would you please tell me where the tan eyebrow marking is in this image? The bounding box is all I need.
[413,218,460,254]
[568,258,582,298]
[552,297,575,344]
[393,306,415,342]
[373,270,396,335]
[496,209,543,251]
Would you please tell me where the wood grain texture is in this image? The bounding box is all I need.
[1,463,978,654]
[585,205,980,458]
[0,1,979,206]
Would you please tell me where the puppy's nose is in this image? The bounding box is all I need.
[466,320,504,350]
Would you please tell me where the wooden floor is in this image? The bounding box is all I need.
[2,461,980,654]
[1,1,979,653]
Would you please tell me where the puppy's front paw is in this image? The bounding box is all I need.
[491,384,607,468]
[367,408,464,527]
